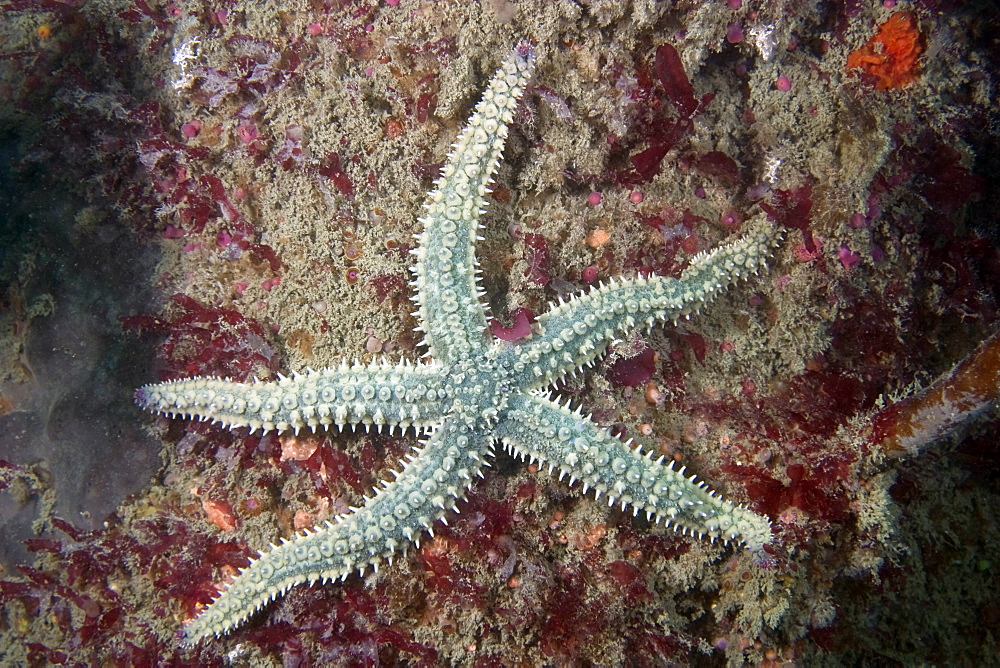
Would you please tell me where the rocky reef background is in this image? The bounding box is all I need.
[1,0,998,664]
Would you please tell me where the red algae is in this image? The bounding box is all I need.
[694,150,741,185]
[606,347,657,387]
[616,43,714,185]
[317,152,355,198]
[121,294,279,381]
[522,233,552,286]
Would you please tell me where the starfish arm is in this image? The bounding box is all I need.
[411,42,535,362]
[496,392,773,549]
[178,420,493,644]
[503,221,781,389]
[134,360,447,434]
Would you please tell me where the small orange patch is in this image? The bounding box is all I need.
[285,328,315,358]
[279,432,322,461]
[846,11,925,90]
[384,118,404,139]
[571,522,607,551]
[202,498,238,532]
[586,227,610,248]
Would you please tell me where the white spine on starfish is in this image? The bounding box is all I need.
[410,42,535,363]
[178,423,490,644]
[135,360,446,435]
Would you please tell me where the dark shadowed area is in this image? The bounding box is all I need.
[0,139,162,568]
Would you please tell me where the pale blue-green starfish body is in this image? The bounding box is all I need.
[136,42,776,644]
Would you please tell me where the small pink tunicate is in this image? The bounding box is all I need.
[746,181,771,200]
[307,23,322,36]
[694,186,706,199]
[237,124,257,143]
[866,194,882,220]
[775,75,792,92]
[795,244,821,263]
[181,121,201,138]
[848,212,866,228]
[629,190,644,204]
[587,191,603,206]
[163,224,184,239]
[838,245,862,271]
[725,23,744,44]
[581,266,598,283]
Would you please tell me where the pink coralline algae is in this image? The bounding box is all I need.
[181,120,201,138]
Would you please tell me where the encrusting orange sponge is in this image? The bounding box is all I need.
[846,11,925,90]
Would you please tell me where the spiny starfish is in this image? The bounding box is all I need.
[136,42,777,644]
